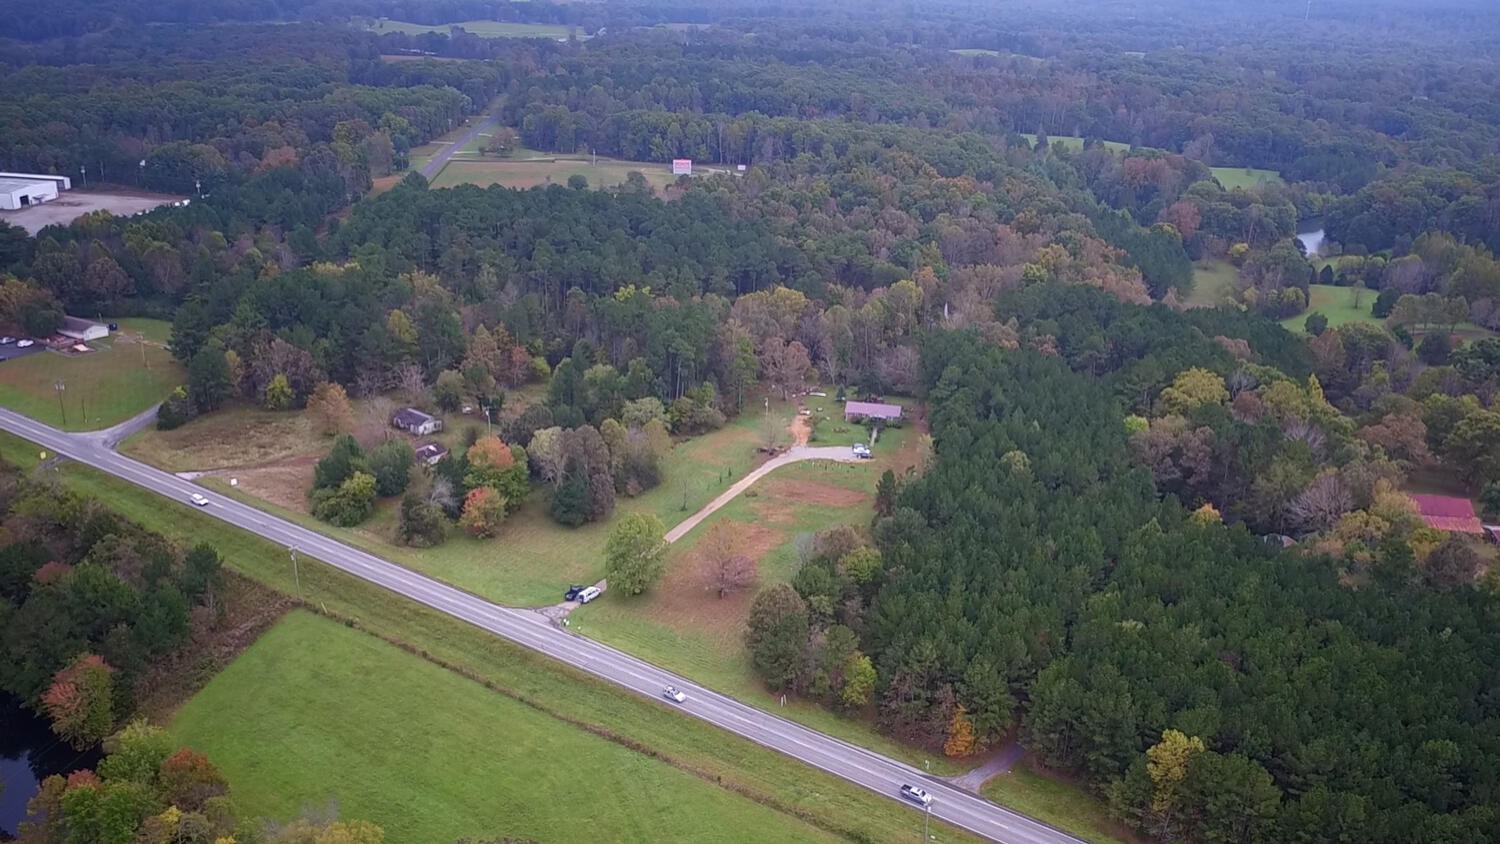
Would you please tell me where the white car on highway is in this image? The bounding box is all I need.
[189,493,209,507]
[662,685,686,703]
[900,784,933,807]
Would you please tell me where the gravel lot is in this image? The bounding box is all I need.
[0,189,183,234]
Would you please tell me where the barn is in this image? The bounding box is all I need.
[0,177,59,211]
[59,316,109,342]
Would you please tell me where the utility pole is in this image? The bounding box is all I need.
[54,379,66,426]
[923,803,931,842]
[140,332,148,369]
[289,546,301,592]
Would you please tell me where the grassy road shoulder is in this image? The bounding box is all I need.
[173,610,845,843]
[15,439,977,843]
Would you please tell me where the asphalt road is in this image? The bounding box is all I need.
[419,113,499,180]
[0,406,1087,844]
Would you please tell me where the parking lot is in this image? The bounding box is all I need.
[0,189,184,235]
[0,342,43,362]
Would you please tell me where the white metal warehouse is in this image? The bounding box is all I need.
[0,177,59,210]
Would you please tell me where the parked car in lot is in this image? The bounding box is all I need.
[662,686,686,703]
[900,784,933,807]
[851,443,872,459]
[577,585,602,603]
[189,493,209,507]
[0,336,14,345]
[16,339,34,348]
[564,584,586,601]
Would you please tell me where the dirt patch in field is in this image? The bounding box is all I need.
[758,475,867,508]
[210,454,318,513]
[889,410,931,476]
[642,521,785,636]
[788,412,812,446]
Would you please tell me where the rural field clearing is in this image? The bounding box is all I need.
[1210,165,1284,190]
[0,318,181,430]
[144,397,792,606]
[431,156,680,191]
[171,611,844,844]
[368,19,580,39]
[1187,260,1237,308]
[1018,133,1130,153]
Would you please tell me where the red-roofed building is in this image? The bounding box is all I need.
[1410,494,1483,534]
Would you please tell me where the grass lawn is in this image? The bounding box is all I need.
[1186,260,1237,308]
[1210,166,1284,190]
[431,156,679,192]
[983,761,1139,844]
[1018,134,1131,153]
[0,318,181,431]
[1280,284,1377,333]
[578,455,968,776]
[7,432,976,843]
[171,611,842,843]
[161,400,792,608]
[368,19,579,39]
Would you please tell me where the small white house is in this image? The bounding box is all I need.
[392,407,443,436]
[0,177,59,211]
[59,316,108,342]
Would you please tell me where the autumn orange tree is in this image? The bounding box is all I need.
[458,487,507,538]
[943,705,977,758]
[42,653,115,748]
[306,381,355,436]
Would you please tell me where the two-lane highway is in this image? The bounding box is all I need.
[0,406,1086,844]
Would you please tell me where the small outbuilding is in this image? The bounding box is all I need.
[415,443,449,466]
[392,407,443,436]
[58,316,108,342]
[1410,494,1483,534]
[843,400,903,423]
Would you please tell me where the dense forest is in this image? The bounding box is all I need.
[3,0,1500,841]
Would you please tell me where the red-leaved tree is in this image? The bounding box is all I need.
[43,654,114,748]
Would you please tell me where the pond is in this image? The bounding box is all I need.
[0,694,101,838]
[1297,227,1326,258]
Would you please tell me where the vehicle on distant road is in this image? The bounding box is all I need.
[16,339,34,348]
[577,585,601,603]
[900,784,933,807]
[663,686,686,703]
[564,584,586,601]
[189,493,209,507]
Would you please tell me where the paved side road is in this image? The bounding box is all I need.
[419,114,499,180]
[0,406,1085,844]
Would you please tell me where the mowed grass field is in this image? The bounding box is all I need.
[1018,134,1131,153]
[170,611,841,844]
[0,432,976,844]
[0,318,181,431]
[369,19,579,39]
[1187,260,1238,308]
[1211,165,1284,190]
[431,157,679,191]
[1280,284,1378,333]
